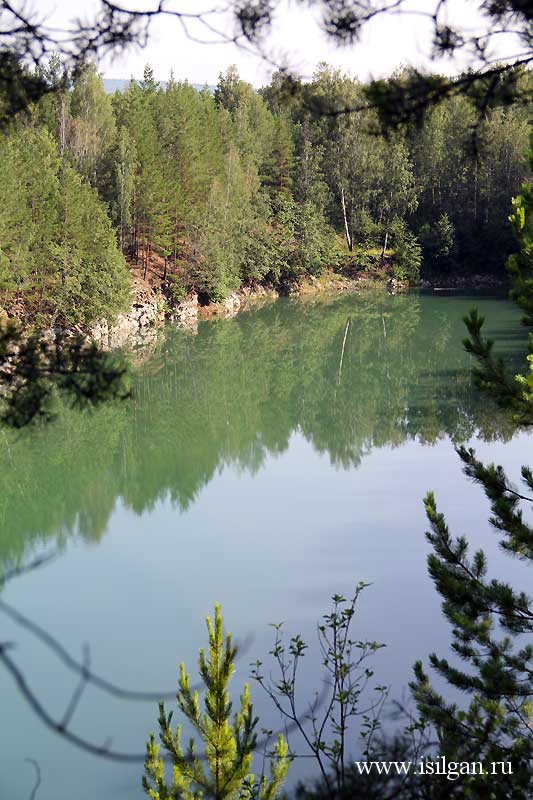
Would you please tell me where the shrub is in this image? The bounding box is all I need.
[419,212,456,272]
[391,219,422,283]
[166,273,188,306]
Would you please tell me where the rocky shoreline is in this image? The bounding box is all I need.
[90,276,164,348]
[86,269,509,350]
[0,268,509,353]
[89,272,363,347]
[419,273,508,291]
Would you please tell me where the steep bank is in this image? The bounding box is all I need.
[2,264,506,352]
[91,268,381,347]
[94,259,495,348]
[0,268,367,351]
[90,275,164,348]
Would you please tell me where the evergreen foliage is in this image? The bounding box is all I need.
[0,58,531,428]
[407,128,533,799]
[0,59,531,327]
[0,124,130,326]
[419,212,456,273]
[390,219,422,284]
[143,604,289,800]
[0,322,130,428]
[507,132,533,328]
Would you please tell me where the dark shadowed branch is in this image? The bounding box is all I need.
[0,644,150,762]
[0,324,131,428]
[24,758,41,800]
[0,551,308,764]
[0,597,210,701]
[1,1,532,128]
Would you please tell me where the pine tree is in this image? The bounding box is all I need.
[0,124,129,325]
[0,132,33,291]
[261,113,294,198]
[507,132,533,328]
[214,66,250,114]
[52,160,131,325]
[390,219,422,284]
[410,132,533,799]
[121,66,170,278]
[143,604,289,800]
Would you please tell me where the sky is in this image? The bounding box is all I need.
[35,0,520,87]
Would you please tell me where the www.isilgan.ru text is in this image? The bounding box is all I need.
[354,758,512,781]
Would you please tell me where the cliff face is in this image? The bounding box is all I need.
[88,283,277,347]
[90,277,165,348]
[87,271,370,349]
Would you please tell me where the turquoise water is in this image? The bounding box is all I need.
[0,290,531,799]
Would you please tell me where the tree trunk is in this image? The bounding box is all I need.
[340,186,352,252]
[119,160,125,252]
[381,230,389,261]
[59,95,67,157]
[381,208,391,261]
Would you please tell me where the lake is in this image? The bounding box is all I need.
[1,289,531,799]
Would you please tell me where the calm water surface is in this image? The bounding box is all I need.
[1,290,532,799]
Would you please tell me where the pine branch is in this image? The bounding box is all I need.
[462,308,520,410]
[0,323,131,428]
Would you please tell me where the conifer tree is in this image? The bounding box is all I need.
[143,604,289,800]
[122,66,170,277]
[0,124,130,325]
[507,132,533,329]
[262,113,294,198]
[0,132,33,291]
[409,132,533,799]
[53,160,131,325]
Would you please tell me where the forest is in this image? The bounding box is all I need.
[3,0,533,798]
[0,60,532,330]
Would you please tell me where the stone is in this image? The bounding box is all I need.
[173,292,199,329]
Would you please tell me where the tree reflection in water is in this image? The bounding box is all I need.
[0,291,522,567]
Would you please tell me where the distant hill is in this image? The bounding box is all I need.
[103,78,215,94]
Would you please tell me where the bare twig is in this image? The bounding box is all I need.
[0,644,148,762]
[24,758,41,800]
